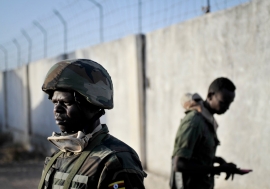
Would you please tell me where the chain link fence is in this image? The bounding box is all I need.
[0,0,250,71]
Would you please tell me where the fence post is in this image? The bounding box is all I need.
[138,0,142,33]
[13,39,21,67]
[0,45,8,70]
[53,9,68,55]
[89,0,104,43]
[21,29,32,63]
[33,21,47,58]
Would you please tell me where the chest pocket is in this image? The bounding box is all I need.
[43,157,96,189]
[52,171,89,189]
[43,157,88,189]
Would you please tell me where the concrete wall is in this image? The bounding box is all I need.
[0,72,5,131]
[4,66,30,145]
[144,0,270,189]
[28,56,66,152]
[0,0,269,188]
[0,35,145,158]
[69,35,145,160]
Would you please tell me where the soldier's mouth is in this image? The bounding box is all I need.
[55,113,66,121]
[55,117,64,121]
[55,118,67,125]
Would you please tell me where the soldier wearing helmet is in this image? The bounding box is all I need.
[38,59,146,189]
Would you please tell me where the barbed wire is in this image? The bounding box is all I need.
[0,0,251,71]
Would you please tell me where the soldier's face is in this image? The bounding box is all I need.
[51,90,83,133]
[208,89,235,115]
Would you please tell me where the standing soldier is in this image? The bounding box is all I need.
[170,77,251,189]
[38,59,146,189]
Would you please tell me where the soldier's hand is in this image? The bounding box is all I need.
[214,163,252,180]
[218,162,237,180]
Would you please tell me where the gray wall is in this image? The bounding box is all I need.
[0,0,269,188]
[29,56,66,152]
[0,72,5,131]
[69,35,145,160]
[4,66,30,147]
[0,35,145,158]
[144,0,270,189]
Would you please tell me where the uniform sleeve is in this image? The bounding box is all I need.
[172,112,202,159]
[97,153,146,189]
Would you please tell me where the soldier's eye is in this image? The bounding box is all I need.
[64,101,73,106]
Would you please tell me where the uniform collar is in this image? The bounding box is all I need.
[182,93,218,131]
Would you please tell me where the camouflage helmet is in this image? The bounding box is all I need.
[42,59,113,109]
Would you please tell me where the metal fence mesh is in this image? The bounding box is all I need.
[0,0,251,70]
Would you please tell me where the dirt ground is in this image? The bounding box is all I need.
[0,161,44,189]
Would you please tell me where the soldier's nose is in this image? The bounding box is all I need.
[54,103,64,113]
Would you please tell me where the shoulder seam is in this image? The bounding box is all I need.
[185,110,203,121]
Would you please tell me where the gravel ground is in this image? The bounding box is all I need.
[0,161,44,189]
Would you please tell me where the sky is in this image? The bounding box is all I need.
[0,0,250,70]
[0,0,66,43]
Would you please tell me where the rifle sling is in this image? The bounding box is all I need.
[38,150,63,189]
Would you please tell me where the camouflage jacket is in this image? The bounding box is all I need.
[41,125,147,189]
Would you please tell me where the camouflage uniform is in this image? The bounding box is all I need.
[39,59,147,189]
[42,125,146,189]
[171,94,219,189]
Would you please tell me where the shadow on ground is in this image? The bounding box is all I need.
[0,161,43,189]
